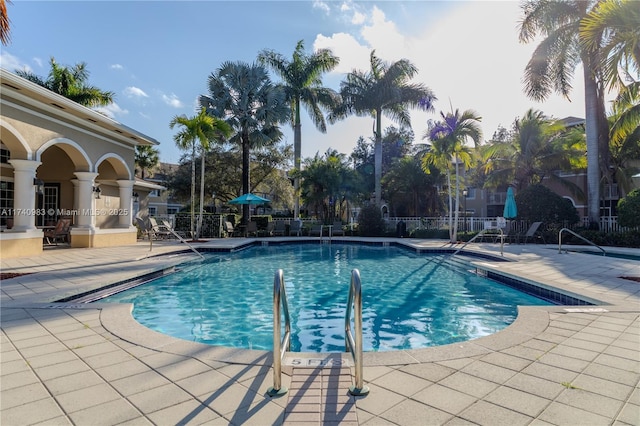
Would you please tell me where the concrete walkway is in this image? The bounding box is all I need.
[1,238,639,425]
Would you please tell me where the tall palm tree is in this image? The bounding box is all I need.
[258,40,341,219]
[330,50,436,206]
[580,0,640,92]
[199,62,289,225]
[135,145,160,179]
[170,108,231,239]
[581,0,640,177]
[519,0,609,227]
[483,109,587,195]
[421,109,482,242]
[16,57,114,107]
[1,0,11,46]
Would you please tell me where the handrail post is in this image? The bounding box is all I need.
[345,269,369,396]
[268,269,290,396]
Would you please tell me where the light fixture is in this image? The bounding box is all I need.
[132,192,139,202]
[33,178,44,195]
[92,186,101,199]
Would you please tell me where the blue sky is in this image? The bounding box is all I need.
[2,1,589,165]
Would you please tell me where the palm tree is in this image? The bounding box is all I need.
[16,57,114,107]
[330,50,436,206]
[170,108,231,239]
[199,61,289,225]
[1,0,11,46]
[581,0,640,186]
[258,40,341,219]
[135,145,160,179]
[519,0,609,227]
[421,109,482,242]
[483,109,587,196]
[580,0,640,92]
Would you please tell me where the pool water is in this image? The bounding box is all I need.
[101,244,552,352]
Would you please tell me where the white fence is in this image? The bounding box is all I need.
[386,216,631,234]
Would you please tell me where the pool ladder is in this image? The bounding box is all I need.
[558,228,606,255]
[268,269,368,396]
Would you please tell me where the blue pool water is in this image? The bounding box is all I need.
[101,244,552,352]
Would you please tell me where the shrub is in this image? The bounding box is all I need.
[617,189,640,228]
[357,204,386,236]
[516,184,580,226]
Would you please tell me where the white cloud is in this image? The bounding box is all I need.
[351,11,365,25]
[33,57,43,68]
[110,64,124,70]
[124,86,148,98]
[0,51,31,73]
[162,93,183,108]
[94,102,128,119]
[312,0,330,15]
[314,33,370,74]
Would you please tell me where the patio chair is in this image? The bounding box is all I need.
[289,220,302,236]
[258,221,275,237]
[224,221,236,237]
[148,217,171,240]
[273,221,286,237]
[520,221,545,244]
[161,220,188,240]
[245,221,258,237]
[332,221,345,236]
[309,224,323,237]
[44,217,71,245]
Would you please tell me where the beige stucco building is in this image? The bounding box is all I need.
[1,69,160,258]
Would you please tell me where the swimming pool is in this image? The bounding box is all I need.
[101,244,553,352]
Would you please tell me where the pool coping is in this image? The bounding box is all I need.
[11,237,637,368]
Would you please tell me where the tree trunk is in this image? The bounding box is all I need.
[583,59,601,228]
[196,150,206,240]
[293,98,302,219]
[190,144,196,238]
[242,132,251,226]
[374,108,382,207]
[452,159,460,243]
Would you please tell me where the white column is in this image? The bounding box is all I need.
[8,159,41,232]
[74,172,99,230]
[117,180,135,228]
[71,179,79,211]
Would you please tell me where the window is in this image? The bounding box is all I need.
[148,206,157,216]
[149,189,161,197]
[0,180,14,226]
[37,184,59,226]
[167,207,180,215]
[0,143,10,164]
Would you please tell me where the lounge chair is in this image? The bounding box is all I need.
[148,217,171,240]
[332,221,345,236]
[309,224,323,237]
[161,220,188,239]
[289,220,302,236]
[44,217,71,245]
[258,221,275,237]
[273,221,286,237]
[245,221,258,237]
[520,221,545,244]
[224,221,236,237]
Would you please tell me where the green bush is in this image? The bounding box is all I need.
[516,184,580,226]
[357,204,386,236]
[617,189,640,228]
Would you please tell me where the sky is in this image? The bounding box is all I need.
[1,0,590,166]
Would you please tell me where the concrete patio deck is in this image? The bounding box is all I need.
[1,237,639,425]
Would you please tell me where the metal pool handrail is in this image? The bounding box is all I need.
[268,269,290,396]
[558,228,606,256]
[452,228,504,257]
[345,269,369,396]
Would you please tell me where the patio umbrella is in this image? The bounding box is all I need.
[228,193,271,205]
[503,187,517,219]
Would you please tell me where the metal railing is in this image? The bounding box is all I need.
[268,269,291,396]
[558,228,606,256]
[452,228,504,257]
[345,269,369,396]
